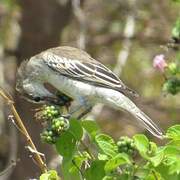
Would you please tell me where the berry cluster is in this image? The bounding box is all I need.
[51,117,70,134]
[40,129,57,144]
[35,105,60,123]
[42,105,60,120]
[163,77,180,95]
[35,105,70,144]
[117,136,136,156]
[40,117,69,144]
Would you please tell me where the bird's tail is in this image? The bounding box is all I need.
[98,88,164,139]
[132,109,164,139]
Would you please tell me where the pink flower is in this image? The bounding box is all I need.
[153,54,167,72]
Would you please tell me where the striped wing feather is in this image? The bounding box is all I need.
[41,47,138,97]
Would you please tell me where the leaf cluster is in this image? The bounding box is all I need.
[40,120,180,180]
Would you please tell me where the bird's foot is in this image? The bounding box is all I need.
[61,114,71,119]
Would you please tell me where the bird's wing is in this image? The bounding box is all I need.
[41,49,138,97]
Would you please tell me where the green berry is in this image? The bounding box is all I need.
[50,106,55,110]
[55,121,61,127]
[121,141,127,146]
[59,117,65,121]
[117,136,136,155]
[52,110,58,115]
[59,121,65,126]
[168,62,178,75]
[43,130,49,136]
[40,128,58,144]
[47,113,52,118]
[41,105,60,120]
[48,131,53,136]
[117,141,122,146]
[47,136,51,141]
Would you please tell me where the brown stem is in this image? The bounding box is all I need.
[0,88,47,173]
[80,140,95,160]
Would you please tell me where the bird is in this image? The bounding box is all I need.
[16,46,164,139]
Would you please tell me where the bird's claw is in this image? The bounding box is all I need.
[61,114,71,119]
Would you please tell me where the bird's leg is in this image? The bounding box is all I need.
[70,97,92,119]
[61,99,92,120]
[61,104,85,119]
[77,106,92,120]
[62,105,92,120]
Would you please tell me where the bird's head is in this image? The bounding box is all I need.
[16,58,65,105]
[16,59,45,103]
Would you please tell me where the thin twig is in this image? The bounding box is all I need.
[80,140,95,160]
[0,88,47,173]
[8,115,27,136]
[25,146,45,158]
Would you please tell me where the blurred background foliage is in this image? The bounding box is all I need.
[0,0,179,179]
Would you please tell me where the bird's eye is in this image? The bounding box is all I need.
[33,96,41,102]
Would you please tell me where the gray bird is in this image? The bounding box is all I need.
[16,46,163,139]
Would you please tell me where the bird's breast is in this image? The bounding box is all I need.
[47,72,96,103]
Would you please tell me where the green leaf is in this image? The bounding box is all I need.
[95,134,118,158]
[163,154,180,174]
[172,19,180,38]
[164,145,180,156]
[81,120,99,139]
[98,153,109,161]
[134,168,150,179]
[155,163,180,180]
[40,170,59,180]
[168,157,180,174]
[68,119,83,140]
[163,145,180,174]
[69,152,89,173]
[150,145,180,168]
[104,153,131,172]
[133,134,149,157]
[166,125,180,140]
[84,160,106,180]
[61,160,80,180]
[149,148,164,167]
[149,142,157,153]
[55,132,77,161]
[167,140,180,147]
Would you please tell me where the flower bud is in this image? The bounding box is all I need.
[153,54,167,72]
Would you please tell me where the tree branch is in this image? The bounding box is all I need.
[0,88,47,173]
